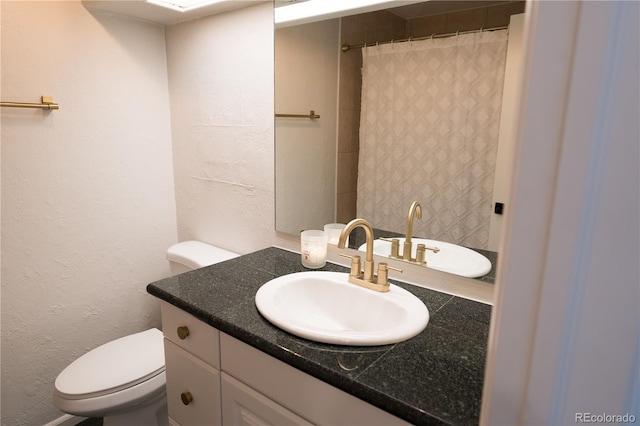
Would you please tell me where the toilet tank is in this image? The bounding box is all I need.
[166,241,239,275]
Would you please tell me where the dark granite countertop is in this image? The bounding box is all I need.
[147,247,491,425]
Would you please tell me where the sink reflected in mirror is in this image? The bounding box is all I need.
[359,238,492,279]
[255,271,429,346]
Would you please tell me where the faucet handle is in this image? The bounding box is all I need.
[339,253,362,279]
[416,244,427,266]
[376,262,403,287]
[380,238,401,258]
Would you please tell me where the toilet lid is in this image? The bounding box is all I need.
[55,328,165,399]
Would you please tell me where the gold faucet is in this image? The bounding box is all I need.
[379,201,440,267]
[338,218,401,292]
[403,201,422,261]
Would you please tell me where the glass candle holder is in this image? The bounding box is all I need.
[300,230,327,269]
[324,223,347,245]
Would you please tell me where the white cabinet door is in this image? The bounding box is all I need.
[165,338,222,426]
[221,372,313,426]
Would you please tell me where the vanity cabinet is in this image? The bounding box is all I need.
[160,301,408,426]
[161,302,222,426]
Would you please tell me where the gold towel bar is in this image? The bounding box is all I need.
[275,110,320,119]
[1,95,59,110]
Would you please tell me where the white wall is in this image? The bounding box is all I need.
[275,19,339,235]
[166,2,296,254]
[0,2,177,424]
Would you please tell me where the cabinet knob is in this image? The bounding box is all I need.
[177,326,190,340]
[181,391,193,405]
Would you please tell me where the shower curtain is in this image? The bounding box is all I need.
[357,30,508,250]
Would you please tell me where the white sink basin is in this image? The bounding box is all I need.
[255,271,429,346]
[359,238,492,278]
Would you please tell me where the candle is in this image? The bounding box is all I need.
[324,223,347,245]
[300,230,327,269]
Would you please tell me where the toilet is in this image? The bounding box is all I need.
[53,241,238,426]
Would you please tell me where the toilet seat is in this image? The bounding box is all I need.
[54,370,167,417]
[55,328,165,400]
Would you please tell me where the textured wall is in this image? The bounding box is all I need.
[165,2,295,254]
[0,2,177,424]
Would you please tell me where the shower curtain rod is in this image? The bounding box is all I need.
[341,25,508,52]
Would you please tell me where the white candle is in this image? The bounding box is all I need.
[324,223,347,245]
[300,230,327,269]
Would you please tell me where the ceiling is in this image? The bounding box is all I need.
[82,0,266,25]
[84,0,523,27]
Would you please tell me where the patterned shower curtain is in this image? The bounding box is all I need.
[357,30,508,250]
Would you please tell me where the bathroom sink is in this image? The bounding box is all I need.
[255,271,429,346]
[359,238,492,278]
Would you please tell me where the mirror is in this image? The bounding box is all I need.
[275,1,526,280]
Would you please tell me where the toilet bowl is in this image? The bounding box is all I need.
[53,329,167,425]
[53,241,238,426]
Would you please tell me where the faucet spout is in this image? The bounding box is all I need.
[403,201,422,260]
[338,218,402,292]
[338,218,375,281]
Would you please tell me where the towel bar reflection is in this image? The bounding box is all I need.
[1,96,59,110]
[275,110,320,119]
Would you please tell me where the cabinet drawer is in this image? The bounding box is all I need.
[164,339,222,426]
[221,372,313,426]
[161,301,220,368]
